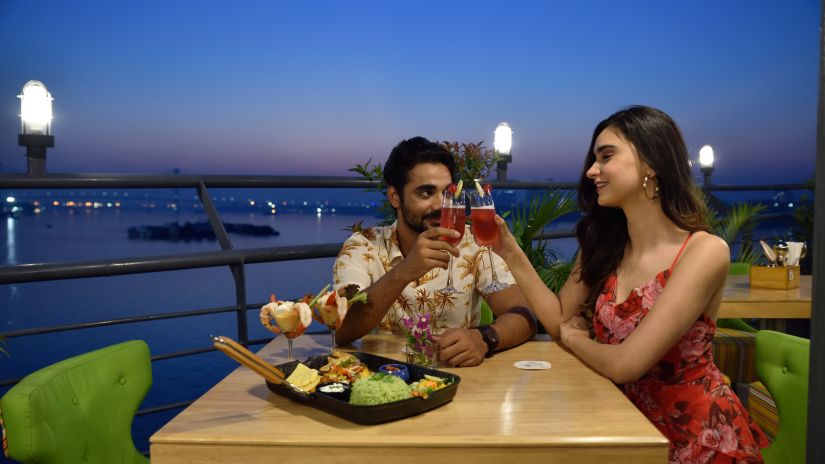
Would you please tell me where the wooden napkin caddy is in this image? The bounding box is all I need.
[749,265,800,290]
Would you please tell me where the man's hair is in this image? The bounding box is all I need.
[383,137,456,194]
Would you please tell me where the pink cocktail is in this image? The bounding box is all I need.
[436,187,466,295]
[470,207,498,246]
[440,206,466,245]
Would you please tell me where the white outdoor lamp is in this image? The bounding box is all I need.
[18,80,55,176]
[494,122,513,181]
[698,145,714,186]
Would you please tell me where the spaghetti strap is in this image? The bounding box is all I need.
[668,233,693,273]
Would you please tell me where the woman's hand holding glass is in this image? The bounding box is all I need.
[489,214,522,263]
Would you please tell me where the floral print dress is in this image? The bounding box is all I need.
[592,236,768,463]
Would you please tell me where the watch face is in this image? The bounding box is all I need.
[481,325,499,353]
[486,325,499,348]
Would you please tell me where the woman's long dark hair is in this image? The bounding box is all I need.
[575,106,710,314]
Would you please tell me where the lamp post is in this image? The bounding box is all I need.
[699,144,714,186]
[494,122,512,182]
[18,80,54,177]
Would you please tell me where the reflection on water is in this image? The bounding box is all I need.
[6,216,15,265]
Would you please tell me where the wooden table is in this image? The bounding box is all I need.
[151,334,668,463]
[719,275,812,319]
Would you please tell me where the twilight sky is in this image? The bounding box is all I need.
[0,0,819,184]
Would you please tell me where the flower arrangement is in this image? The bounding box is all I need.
[402,312,438,367]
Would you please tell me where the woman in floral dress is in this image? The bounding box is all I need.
[491,106,768,463]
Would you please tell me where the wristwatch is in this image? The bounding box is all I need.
[477,325,500,358]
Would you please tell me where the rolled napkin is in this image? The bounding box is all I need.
[786,241,806,266]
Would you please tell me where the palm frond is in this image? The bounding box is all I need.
[736,241,764,265]
[537,260,575,293]
[715,202,766,244]
[511,190,577,251]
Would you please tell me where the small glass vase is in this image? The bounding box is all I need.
[405,342,439,368]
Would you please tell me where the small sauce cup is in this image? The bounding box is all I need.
[378,363,410,382]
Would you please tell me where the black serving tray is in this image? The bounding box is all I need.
[266,351,460,425]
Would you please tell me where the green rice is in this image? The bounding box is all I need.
[349,373,412,406]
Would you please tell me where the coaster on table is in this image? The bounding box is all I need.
[514,360,551,370]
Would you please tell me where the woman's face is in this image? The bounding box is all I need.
[585,127,649,208]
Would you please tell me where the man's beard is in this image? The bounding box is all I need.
[400,200,439,234]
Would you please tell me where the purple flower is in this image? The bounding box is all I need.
[402,312,434,347]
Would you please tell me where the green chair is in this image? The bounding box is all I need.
[754,330,809,464]
[479,300,494,326]
[0,340,152,464]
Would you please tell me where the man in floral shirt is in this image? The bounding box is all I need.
[334,137,536,367]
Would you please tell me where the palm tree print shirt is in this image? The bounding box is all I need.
[333,221,515,334]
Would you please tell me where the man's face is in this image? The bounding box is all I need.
[389,162,452,234]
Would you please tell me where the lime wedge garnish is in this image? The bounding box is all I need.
[307,284,331,307]
[454,180,463,197]
[474,179,484,196]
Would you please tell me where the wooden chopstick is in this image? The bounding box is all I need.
[212,335,298,389]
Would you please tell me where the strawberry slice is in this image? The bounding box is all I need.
[483,184,493,193]
[325,292,337,307]
[448,183,457,194]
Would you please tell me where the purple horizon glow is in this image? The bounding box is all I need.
[0,0,818,184]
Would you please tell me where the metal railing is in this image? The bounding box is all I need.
[0,174,813,408]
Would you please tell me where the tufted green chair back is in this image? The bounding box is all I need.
[0,340,151,464]
[755,330,809,464]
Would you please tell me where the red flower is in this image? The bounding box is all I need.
[717,424,738,454]
[640,278,663,310]
[699,428,721,449]
[612,317,636,341]
[678,321,711,361]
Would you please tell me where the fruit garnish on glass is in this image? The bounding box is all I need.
[311,284,368,353]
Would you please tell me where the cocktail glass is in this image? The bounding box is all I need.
[314,298,343,354]
[469,188,510,293]
[437,187,466,295]
[274,308,303,361]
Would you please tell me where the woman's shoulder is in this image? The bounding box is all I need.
[687,230,729,253]
[678,230,730,271]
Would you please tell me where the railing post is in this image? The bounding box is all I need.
[232,259,249,346]
[195,181,249,344]
[807,1,825,461]
[196,182,233,250]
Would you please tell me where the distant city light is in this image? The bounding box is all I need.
[6,196,15,203]
[699,145,714,168]
[789,203,794,208]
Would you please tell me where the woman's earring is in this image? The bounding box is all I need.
[643,174,660,199]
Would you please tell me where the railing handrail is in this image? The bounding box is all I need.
[0,243,344,284]
[0,172,812,191]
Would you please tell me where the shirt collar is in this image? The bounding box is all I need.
[385,221,404,265]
